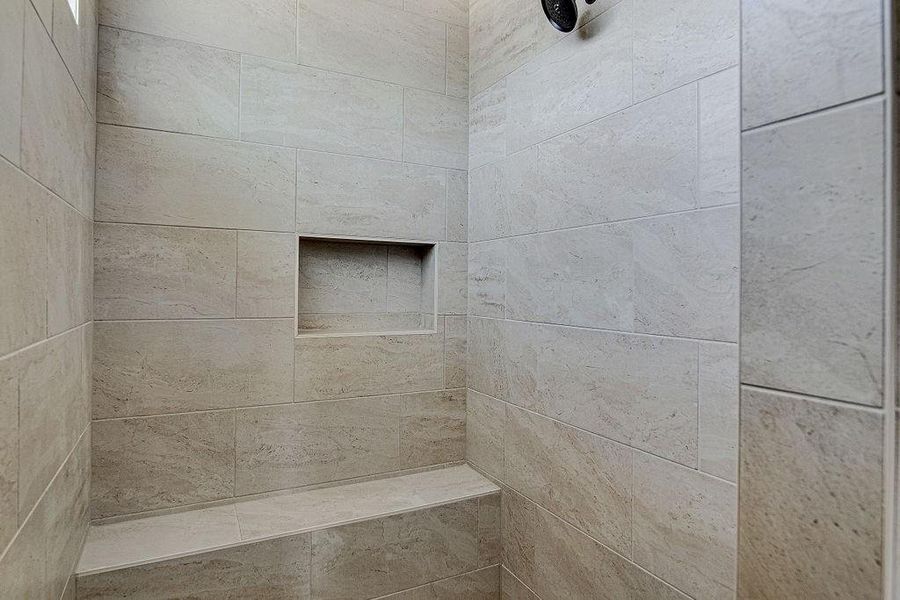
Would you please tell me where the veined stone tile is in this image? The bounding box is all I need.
[438,242,468,314]
[446,170,467,242]
[466,390,505,480]
[699,68,740,207]
[237,232,295,318]
[698,342,738,482]
[0,0,24,163]
[52,0,98,113]
[47,199,92,336]
[93,223,237,320]
[469,80,507,171]
[96,125,295,231]
[97,26,239,137]
[94,319,294,418]
[403,89,468,170]
[447,25,469,99]
[241,56,403,160]
[400,389,466,469]
[299,0,446,92]
[403,0,468,27]
[469,239,507,319]
[444,315,467,388]
[382,566,500,600]
[0,356,18,551]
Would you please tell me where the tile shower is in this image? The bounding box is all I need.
[0,1,894,600]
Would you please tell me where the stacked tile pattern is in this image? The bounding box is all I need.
[0,0,98,597]
[465,0,741,598]
[91,0,470,520]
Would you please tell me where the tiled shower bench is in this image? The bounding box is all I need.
[74,465,500,599]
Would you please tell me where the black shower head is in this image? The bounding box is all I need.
[541,0,596,33]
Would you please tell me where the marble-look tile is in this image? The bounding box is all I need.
[506,1,632,152]
[400,390,466,469]
[501,568,539,600]
[633,452,737,600]
[698,342,738,482]
[444,316,467,388]
[469,80,507,170]
[96,125,295,231]
[235,397,401,495]
[47,199,92,335]
[633,0,739,101]
[94,223,237,320]
[0,158,48,356]
[742,0,883,129]
[0,503,48,600]
[504,406,632,555]
[22,5,92,213]
[237,232,295,318]
[446,26,469,99]
[0,0,24,163]
[296,330,444,400]
[297,150,446,240]
[633,207,739,341]
[52,0,98,112]
[446,170,467,242]
[438,242,467,314]
[382,566,500,600]
[404,89,468,170]
[97,26,239,137]
[699,68,740,207]
[739,387,882,600]
[99,0,297,62]
[298,240,388,315]
[76,534,312,600]
[403,0,467,26]
[241,56,403,160]
[0,356,18,551]
[94,319,293,418]
[310,500,479,599]
[77,506,241,574]
[299,0,445,92]
[91,411,236,518]
[466,390,505,480]
[741,100,884,405]
[469,240,507,318]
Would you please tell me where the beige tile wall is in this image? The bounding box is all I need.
[0,0,97,596]
[91,0,470,520]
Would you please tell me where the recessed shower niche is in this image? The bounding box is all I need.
[296,236,437,336]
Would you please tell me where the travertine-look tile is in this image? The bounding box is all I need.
[699,67,740,207]
[0,503,48,599]
[742,100,884,405]
[296,330,443,401]
[633,452,737,600]
[94,319,294,418]
[446,170,467,242]
[99,0,297,61]
[443,316,466,388]
[382,566,500,600]
[241,56,403,160]
[438,242,467,314]
[698,342,738,481]
[235,397,401,495]
[404,89,468,170]
[96,125,295,231]
[403,0,467,26]
[466,390,505,480]
[298,240,388,315]
[299,0,446,92]
[501,568,539,600]
[739,387,882,600]
[0,356,18,551]
[447,25,469,99]
[505,406,632,555]
[400,390,466,469]
[52,0,98,112]
[506,1,632,152]
[47,199,92,335]
[310,501,479,599]
[633,0,739,101]
[299,313,427,335]
[237,232,295,318]
[469,80,507,170]
[94,223,237,320]
[469,240,507,318]
[97,26,239,137]
[468,147,542,241]
[92,411,236,518]
[0,158,47,356]
[477,494,501,566]
[76,534,312,600]
[297,150,446,240]
[742,0,883,128]
[0,0,24,163]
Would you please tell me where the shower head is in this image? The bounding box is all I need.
[541,0,596,33]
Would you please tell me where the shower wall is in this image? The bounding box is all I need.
[465,0,740,599]
[90,0,469,519]
[0,0,97,597]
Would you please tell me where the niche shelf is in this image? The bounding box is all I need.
[296,235,437,337]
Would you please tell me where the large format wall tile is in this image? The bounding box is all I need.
[501,568,539,600]
[468,148,541,242]
[469,81,507,171]
[237,232,296,318]
[403,89,468,169]
[403,0,467,27]
[241,57,403,160]
[47,200,92,336]
[633,0,739,101]
[97,27,239,137]
[96,125,295,231]
[742,101,884,406]
[52,0,98,113]
[699,67,740,208]
[298,0,446,92]
[99,0,297,62]
[94,223,237,320]
[297,150,447,240]
[400,389,466,468]
[466,390,505,480]
[445,171,467,243]
[0,357,16,550]
[633,453,737,600]
[92,411,236,518]
[438,242,467,314]
[469,240,507,318]
[0,0,24,163]
[698,343,738,482]
[742,0,883,129]
[94,319,293,418]
[739,388,882,600]
[382,566,499,600]
[443,316,467,388]
[446,25,469,99]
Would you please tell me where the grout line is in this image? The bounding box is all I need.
[741,383,886,415]
[741,92,887,134]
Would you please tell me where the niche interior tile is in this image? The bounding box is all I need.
[469,240,507,319]
[741,0,883,129]
[93,223,237,320]
[739,387,882,600]
[469,80,507,171]
[741,100,884,405]
[241,56,403,160]
[298,240,388,315]
[52,0,98,112]
[698,342,738,481]
[699,68,740,207]
[447,25,469,99]
[96,125,295,231]
[400,389,466,469]
[0,0,24,163]
[465,390,505,480]
[47,200,92,336]
[632,0,739,101]
[237,232,295,318]
[403,89,468,170]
